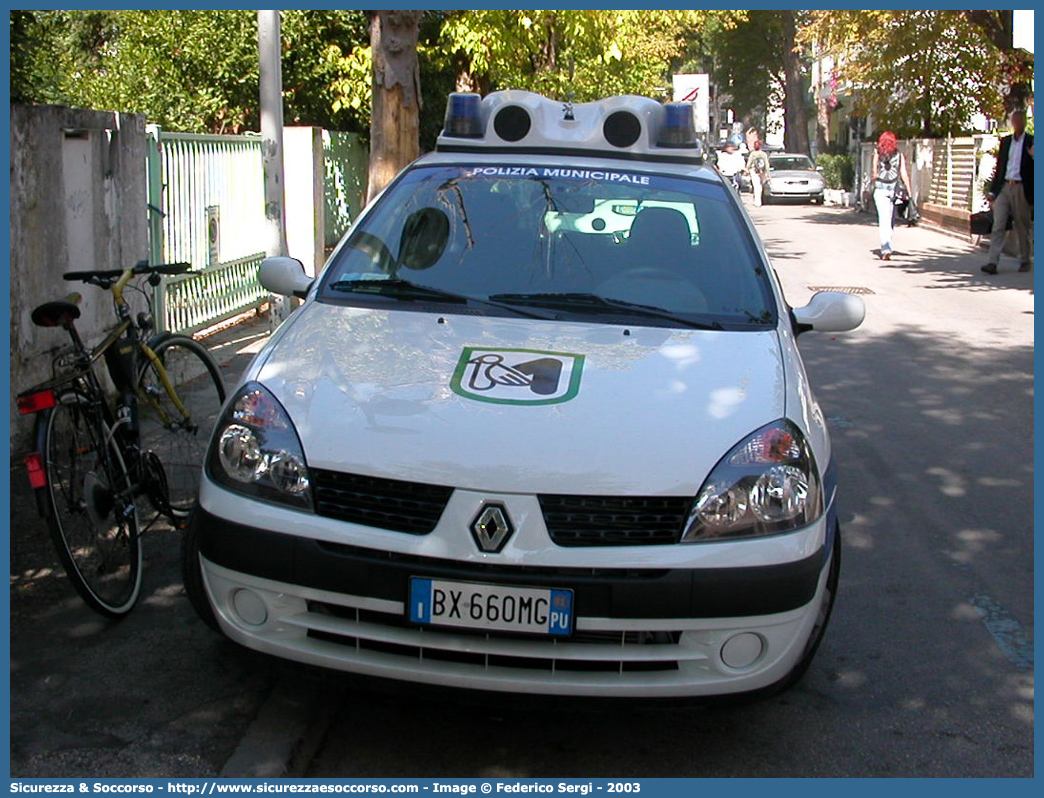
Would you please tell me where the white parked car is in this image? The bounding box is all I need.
[183,91,864,698]
[762,153,826,204]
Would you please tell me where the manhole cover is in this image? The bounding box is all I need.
[807,286,875,295]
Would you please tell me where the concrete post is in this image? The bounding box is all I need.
[258,9,290,325]
[282,127,325,277]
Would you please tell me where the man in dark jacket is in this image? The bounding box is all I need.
[982,108,1034,274]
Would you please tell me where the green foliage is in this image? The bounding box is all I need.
[815,153,854,190]
[802,10,1013,137]
[437,10,710,103]
[700,11,786,125]
[11,8,758,151]
[10,10,373,134]
[10,11,73,105]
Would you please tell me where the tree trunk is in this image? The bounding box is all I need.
[781,11,811,155]
[816,97,830,154]
[367,10,422,205]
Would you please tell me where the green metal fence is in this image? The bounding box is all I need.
[146,126,368,335]
[146,127,268,334]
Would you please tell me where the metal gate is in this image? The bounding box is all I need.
[146,127,267,334]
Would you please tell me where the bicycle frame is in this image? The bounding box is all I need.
[18,258,223,616]
[19,265,195,488]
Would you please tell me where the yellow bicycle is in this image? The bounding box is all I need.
[17,261,226,617]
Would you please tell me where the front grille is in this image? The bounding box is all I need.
[305,600,682,673]
[539,494,692,546]
[312,469,453,535]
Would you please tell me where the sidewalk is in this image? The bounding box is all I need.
[9,312,276,777]
[829,197,1026,262]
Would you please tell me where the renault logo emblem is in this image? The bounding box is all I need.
[471,503,513,553]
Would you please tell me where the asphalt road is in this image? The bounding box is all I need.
[8,314,278,777]
[8,202,1033,778]
[304,200,1034,778]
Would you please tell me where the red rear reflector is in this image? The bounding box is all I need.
[24,452,46,489]
[18,390,56,414]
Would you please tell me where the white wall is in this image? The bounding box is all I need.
[282,126,325,277]
[9,106,148,453]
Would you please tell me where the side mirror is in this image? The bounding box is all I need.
[792,291,865,334]
[259,257,312,299]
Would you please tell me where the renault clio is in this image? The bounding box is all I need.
[183,91,865,698]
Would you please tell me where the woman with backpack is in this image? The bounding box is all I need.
[870,131,911,260]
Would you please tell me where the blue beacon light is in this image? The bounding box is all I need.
[443,93,484,138]
[658,103,698,148]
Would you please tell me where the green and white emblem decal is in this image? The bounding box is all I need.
[451,347,585,406]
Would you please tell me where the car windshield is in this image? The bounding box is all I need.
[318,164,776,329]
[770,155,815,171]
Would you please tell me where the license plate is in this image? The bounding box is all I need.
[409,577,574,636]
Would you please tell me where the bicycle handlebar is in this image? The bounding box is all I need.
[63,262,192,283]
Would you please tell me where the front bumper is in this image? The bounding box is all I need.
[191,506,836,697]
[767,182,824,199]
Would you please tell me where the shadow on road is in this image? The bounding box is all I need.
[877,245,1035,294]
[301,317,1033,779]
[9,313,276,778]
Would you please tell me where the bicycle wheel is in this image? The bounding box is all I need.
[137,334,226,519]
[38,391,143,618]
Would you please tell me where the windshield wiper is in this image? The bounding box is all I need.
[328,279,553,320]
[487,292,724,330]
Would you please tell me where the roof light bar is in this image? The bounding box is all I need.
[436,90,702,163]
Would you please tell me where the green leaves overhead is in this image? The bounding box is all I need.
[15,10,1023,144]
[12,9,719,141]
[438,10,710,102]
[801,10,1030,137]
[11,10,371,134]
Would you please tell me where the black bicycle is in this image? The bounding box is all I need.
[17,261,226,618]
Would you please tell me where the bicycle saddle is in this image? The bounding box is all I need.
[31,294,82,328]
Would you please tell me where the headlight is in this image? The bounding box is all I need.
[682,419,822,542]
[207,381,313,510]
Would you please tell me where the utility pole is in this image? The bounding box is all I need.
[258,9,290,326]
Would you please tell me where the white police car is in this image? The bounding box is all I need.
[183,91,864,698]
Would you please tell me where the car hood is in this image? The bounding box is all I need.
[251,302,786,496]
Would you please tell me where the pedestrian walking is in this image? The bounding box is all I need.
[745,126,759,152]
[870,131,911,260]
[717,141,745,193]
[981,108,1034,274]
[746,140,770,207]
